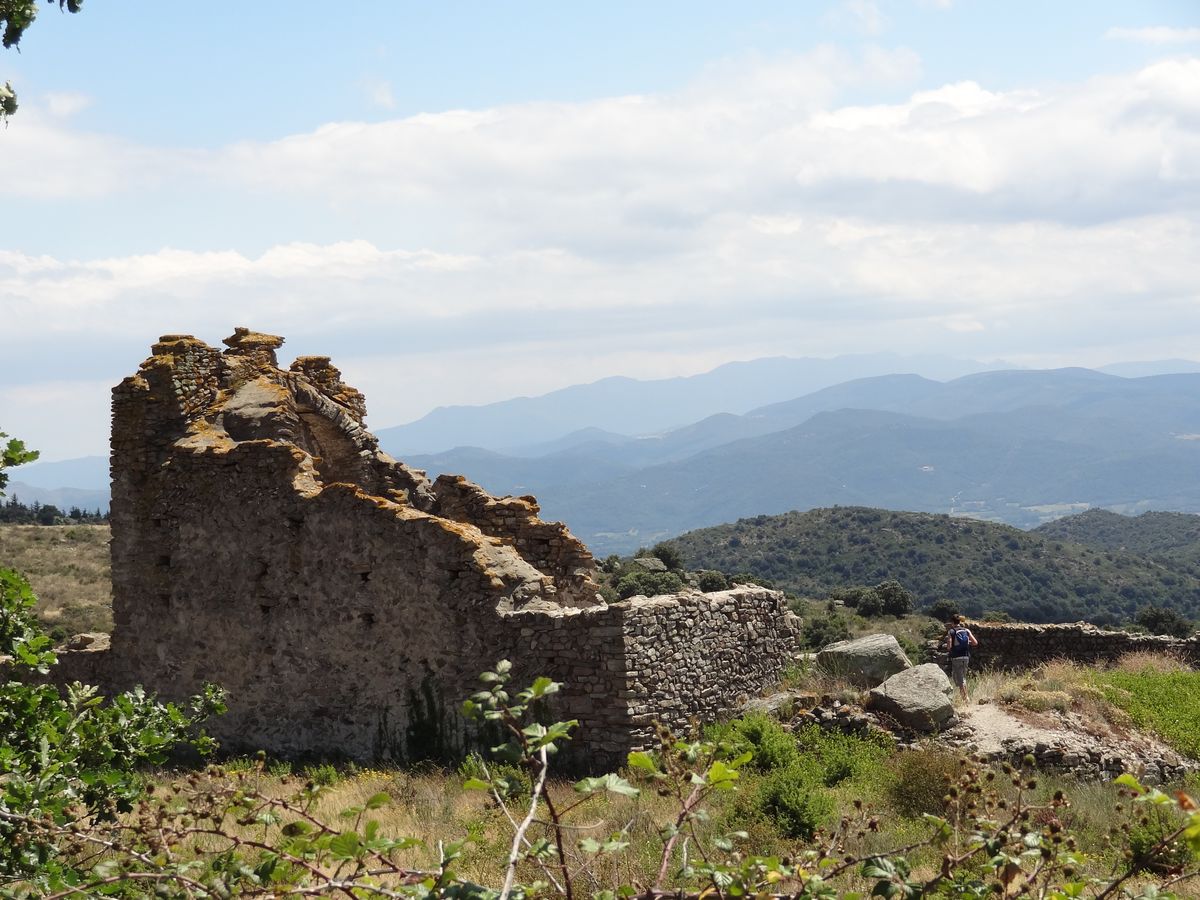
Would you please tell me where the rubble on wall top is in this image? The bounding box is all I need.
[222,326,285,352]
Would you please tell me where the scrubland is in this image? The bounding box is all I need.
[0,523,111,636]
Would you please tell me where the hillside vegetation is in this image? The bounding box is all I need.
[668,506,1200,624]
[1035,509,1200,568]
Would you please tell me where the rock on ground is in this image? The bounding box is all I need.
[867,663,955,732]
[817,634,912,686]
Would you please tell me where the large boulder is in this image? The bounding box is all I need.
[867,663,956,732]
[816,634,912,686]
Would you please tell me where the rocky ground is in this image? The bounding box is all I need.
[943,701,1194,784]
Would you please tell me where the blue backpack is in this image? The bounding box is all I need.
[950,627,971,655]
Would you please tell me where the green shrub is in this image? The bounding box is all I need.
[457,752,530,800]
[1135,604,1193,638]
[830,586,872,608]
[1127,806,1191,875]
[875,580,915,616]
[695,569,729,592]
[885,750,962,818]
[856,590,884,617]
[302,762,341,787]
[897,634,927,665]
[650,542,685,571]
[928,598,959,622]
[792,724,892,788]
[615,570,685,599]
[752,765,835,840]
[800,613,851,650]
[713,713,801,773]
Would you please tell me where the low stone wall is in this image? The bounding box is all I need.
[956,622,1200,671]
[499,585,799,770]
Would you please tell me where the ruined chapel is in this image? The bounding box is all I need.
[60,329,800,767]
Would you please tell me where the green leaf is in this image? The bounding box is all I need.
[627,750,658,772]
[364,791,390,810]
[329,831,362,859]
[463,777,492,791]
[574,773,639,797]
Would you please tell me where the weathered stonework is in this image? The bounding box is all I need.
[69,329,799,768]
[931,621,1200,671]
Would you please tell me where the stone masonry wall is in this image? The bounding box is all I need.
[71,328,801,770]
[957,622,1200,671]
[496,587,798,770]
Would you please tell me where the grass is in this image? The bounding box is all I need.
[1092,657,1200,760]
[969,653,1200,759]
[0,524,112,638]
[166,734,1174,895]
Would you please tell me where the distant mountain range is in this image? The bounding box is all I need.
[667,506,1200,625]
[376,352,1005,454]
[404,367,1200,553]
[9,356,1200,554]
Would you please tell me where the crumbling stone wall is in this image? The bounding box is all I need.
[78,328,800,767]
[950,622,1200,671]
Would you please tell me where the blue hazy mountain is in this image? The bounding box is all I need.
[376,352,1004,454]
[404,369,1200,554]
[11,456,110,491]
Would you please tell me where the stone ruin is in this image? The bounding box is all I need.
[59,329,801,768]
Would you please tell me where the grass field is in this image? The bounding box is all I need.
[1093,664,1200,760]
[0,524,112,637]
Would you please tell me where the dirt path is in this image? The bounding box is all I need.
[942,701,1193,783]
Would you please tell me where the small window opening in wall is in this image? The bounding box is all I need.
[157,555,171,567]
[360,571,371,583]
[260,604,272,616]
[360,611,376,627]
[157,593,170,606]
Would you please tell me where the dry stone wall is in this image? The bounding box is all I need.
[496,587,799,769]
[63,328,800,768]
[954,622,1200,670]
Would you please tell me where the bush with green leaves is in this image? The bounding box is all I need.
[874,579,915,616]
[1136,603,1194,638]
[695,568,729,592]
[649,542,685,571]
[614,569,684,599]
[799,611,851,649]
[928,597,960,622]
[710,712,801,773]
[750,763,835,840]
[885,748,963,818]
[0,566,225,888]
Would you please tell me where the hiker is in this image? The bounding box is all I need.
[941,615,978,701]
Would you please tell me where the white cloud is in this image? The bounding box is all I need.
[1105,26,1200,45]
[3,52,1200,456]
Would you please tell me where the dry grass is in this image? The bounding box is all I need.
[971,659,1134,731]
[0,524,112,637]
[167,764,739,891]
[780,658,867,705]
[1112,650,1192,675]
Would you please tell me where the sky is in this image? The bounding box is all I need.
[2,0,1199,461]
